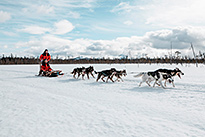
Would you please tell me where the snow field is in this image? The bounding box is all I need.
[0,64,205,137]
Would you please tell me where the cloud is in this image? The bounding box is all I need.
[20,26,51,34]
[123,21,133,26]
[87,42,106,51]
[93,25,116,32]
[19,20,74,35]
[67,11,80,18]
[111,0,205,29]
[2,31,17,36]
[111,2,136,13]
[15,26,205,58]
[52,20,75,34]
[145,26,205,49]
[0,11,11,23]
[22,5,54,15]
[146,0,205,27]
[36,5,54,14]
[4,45,8,49]
[48,0,95,8]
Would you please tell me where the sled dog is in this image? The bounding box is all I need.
[95,68,117,82]
[110,69,127,82]
[83,66,95,79]
[134,71,174,88]
[71,67,86,79]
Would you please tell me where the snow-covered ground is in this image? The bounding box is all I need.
[0,63,205,137]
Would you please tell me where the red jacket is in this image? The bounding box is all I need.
[40,53,51,61]
[41,63,52,71]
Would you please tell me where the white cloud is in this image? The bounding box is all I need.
[67,11,80,18]
[4,45,8,49]
[123,21,133,26]
[52,20,75,34]
[0,11,11,23]
[148,0,205,27]
[111,2,136,13]
[16,26,205,58]
[93,26,116,32]
[145,26,205,49]
[22,5,54,15]
[111,0,205,28]
[48,0,95,8]
[2,31,17,36]
[20,26,51,34]
[89,9,94,12]
[36,5,54,14]
[19,20,74,35]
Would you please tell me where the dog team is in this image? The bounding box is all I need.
[38,49,184,88]
[71,66,184,89]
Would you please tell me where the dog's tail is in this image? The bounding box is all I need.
[94,71,98,74]
[133,72,145,78]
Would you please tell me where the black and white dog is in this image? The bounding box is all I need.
[134,68,184,88]
[95,68,117,82]
[134,70,174,88]
[71,67,86,79]
[152,72,174,88]
[156,68,184,87]
[134,71,157,87]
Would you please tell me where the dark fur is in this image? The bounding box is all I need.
[147,71,174,88]
[147,70,162,86]
[110,69,127,82]
[83,66,95,79]
[95,68,116,82]
[162,74,174,83]
[71,67,86,79]
[155,68,184,87]
[147,70,174,87]
[147,71,160,80]
[156,68,184,78]
[147,68,184,82]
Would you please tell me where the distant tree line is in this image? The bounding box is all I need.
[0,53,204,65]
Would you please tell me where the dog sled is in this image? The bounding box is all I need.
[36,70,64,77]
[37,59,64,78]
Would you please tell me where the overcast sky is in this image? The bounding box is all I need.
[0,0,205,58]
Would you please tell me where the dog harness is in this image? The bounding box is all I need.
[102,72,108,76]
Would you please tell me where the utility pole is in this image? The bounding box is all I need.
[128,51,130,59]
[190,42,198,67]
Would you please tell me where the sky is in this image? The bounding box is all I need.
[0,0,205,58]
